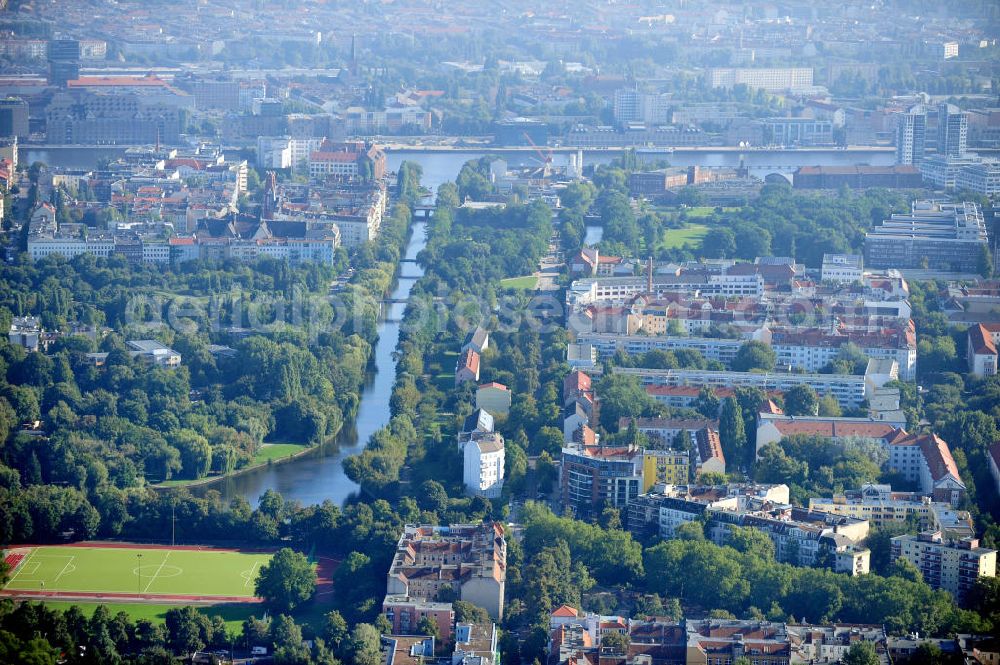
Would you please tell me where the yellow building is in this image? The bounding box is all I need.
[642,450,690,490]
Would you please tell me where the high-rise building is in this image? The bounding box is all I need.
[0,98,29,140]
[896,107,927,165]
[937,104,968,156]
[48,38,80,87]
[891,531,996,603]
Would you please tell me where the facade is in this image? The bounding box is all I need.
[462,326,490,354]
[463,432,505,499]
[693,428,726,478]
[755,412,905,455]
[708,67,813,92]
[308,140,386,181]
[579,327,916,381]
[46,90,184,145]
[793,165,923,189]
[0,98,29,140]
[955,160,1000,196]
[895,109,927,165]
[381,595,454,641]
[864,200,988,273]
[456,349,481,386]
[560,445,644,514]
[891,531,997,603]
[821,254,863,283]
[886,432,967,504]
[760,118,833,146]
[8,316,42,352]
[937,104,968,156]
[475,382,511,416]
[126,340,181,367]
[809,484,975,539]
[385,523,506,620]
[968,322,1000,376]
[920,153,981,189]
[615,366,869,410]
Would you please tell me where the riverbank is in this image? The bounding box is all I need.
[152,442,316,491]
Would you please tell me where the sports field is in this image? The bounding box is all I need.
[2,544,273,602]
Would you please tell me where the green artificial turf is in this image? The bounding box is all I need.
[3,545,272,599]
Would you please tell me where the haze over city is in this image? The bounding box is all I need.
[0,1,998,664]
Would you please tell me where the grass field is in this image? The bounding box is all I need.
[3,545,272,599]
[253,442,308,464]
[659,224,709,249]
[499,275,538,291]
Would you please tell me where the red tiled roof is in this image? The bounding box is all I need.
[552,604,580,618]
[460,349,480,374]
[478,382,509,391]
[969,323,999,356]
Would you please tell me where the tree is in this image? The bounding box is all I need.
[732,341,776,372]
[702,228,736,258]
[718,398,747,467]
[416,615,441,642]
[783,385,819,416]
[600,631,629,654]
[817,394,842,417]
[693,386,721,418]
[255,548,317,612]
[454,600,490,625]
[841,641,879,665]
[348,623,383,665]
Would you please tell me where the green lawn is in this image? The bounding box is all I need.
[659,224,710,249]
[672,206,741,218]
[499,275,538,291]
[253,443,308,464]
[3,545,273,599]
[29,601,259,633]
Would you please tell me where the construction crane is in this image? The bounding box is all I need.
[522,131,552,178]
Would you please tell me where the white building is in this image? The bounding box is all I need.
[614,366,869,409]
[256,136,292,169]
[126,340,182,367]
[709,67,814,92]
[891,531,996,602]
[955,160,1000,196]
[463,433,505,498]
[8,316,42,352]
[28,235,116,261]
[821,254,863,284]
[967,323,1000,376]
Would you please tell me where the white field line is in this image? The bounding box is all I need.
[142,551,171,594]
[4,549,37,587]
[244,560,262,589]
[52,556,76,586]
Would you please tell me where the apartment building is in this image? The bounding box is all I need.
[577,327,916,380]
[809,484,974,539]
[385,523,506,620]
[967,322,1000,376]
[381,595,454,641]
[614,366,869,409]
[709,504,870,575]
[463,432,505,499]
[864,200,988,273]
[755,412,906,455]
[8,317,42,352]
[886,431,967,504]
[821,254,864,284]
[891,531,996,603]
[708,67,814,92]
[561,444,644,514]
[895,108,927,166]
